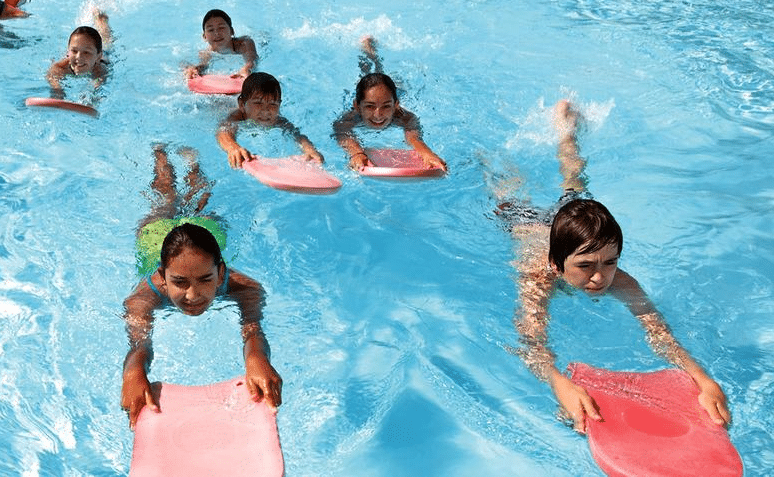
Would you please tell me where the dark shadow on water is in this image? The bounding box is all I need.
[368,389,471,477]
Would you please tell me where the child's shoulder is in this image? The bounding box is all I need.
[233,36,256,51]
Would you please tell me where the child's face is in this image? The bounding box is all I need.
[161,246,224,316]
[355,84,398,129]
[558,242,619,295]
[67,34,101,75]
[202,17,233,52]
[240,93,281,126]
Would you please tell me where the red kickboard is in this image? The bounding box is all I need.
[243,155,341,195]
[568,363,742,477]
[129,377,284,477]
[188,75,244,95]
[360,149,445,178]
[25,97,98,117]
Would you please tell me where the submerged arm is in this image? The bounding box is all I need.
[228,270,283,408]
[234,36,257,78]
[46,59,70,99]
[399,110,447,171]
[216,111,253,168]
[515,259,601,433]
[333,111,370,169]
[120,280,162,429]
[611,270,731,425]
[279,117,323,164]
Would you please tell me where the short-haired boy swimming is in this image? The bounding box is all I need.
[217,72,324,168]
[184,9,257,79]
[505,100,730,433]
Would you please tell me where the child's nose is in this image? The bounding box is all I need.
[186,285,201,300]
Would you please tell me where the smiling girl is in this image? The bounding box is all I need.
[332,36,446,171]
[120,145,282,429]
[47,8,112,98]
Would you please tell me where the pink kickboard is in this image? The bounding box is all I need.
[243,155,342,195]
[188,75,244,95]
[25,97,98,117]
[129,377,284,477]
[360,149,445,178]
[568,363,742,477]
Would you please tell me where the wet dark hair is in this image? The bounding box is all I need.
[548,199,623,273]
[69,26,103,53]
[355,73,398,104]
[202,9,234,34]
[159,223,223,270]
[238,72,281,103]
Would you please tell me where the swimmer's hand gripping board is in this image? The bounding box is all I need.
[359,149,445,179]
[129,377,284,477]
[568,363,742,477]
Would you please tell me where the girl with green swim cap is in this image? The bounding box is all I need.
[120,145,282,430]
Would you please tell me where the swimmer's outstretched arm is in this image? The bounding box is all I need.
[333,111,372,170]
[229,270,282,408]
[233,36,257,78]
[609,269,731,425]
[120,282,163,430]
[216,110,253,168]
[46,59,70,99]
[404,128,447,171]
[276,117,324,164]
[515,255,603,433]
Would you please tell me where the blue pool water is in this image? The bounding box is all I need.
[1,0,773,475]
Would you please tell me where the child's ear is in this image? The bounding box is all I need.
[549,260,559,274]
[157,267,167,285]
[218,263,226,286]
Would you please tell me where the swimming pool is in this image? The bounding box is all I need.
[1,0,772,475]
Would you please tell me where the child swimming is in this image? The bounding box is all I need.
[0,0,28,19]
[184,9,257,79]
[46,8,112,98]
[120,145,282,429]
[332,36,447,171]
[217,72,324,168]
[505,100,730,433]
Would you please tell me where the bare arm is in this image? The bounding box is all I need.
[333,110,371,169]
[228,269,282,408]
[216,110,253,168]
[514,249,602,433]
[184,50,213,79]
[398,109,447,171]
[233,36,257,78]
[46,59,70,99]
[277,117,324,164]
[610,269,731,425]
[120,279,162,429]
